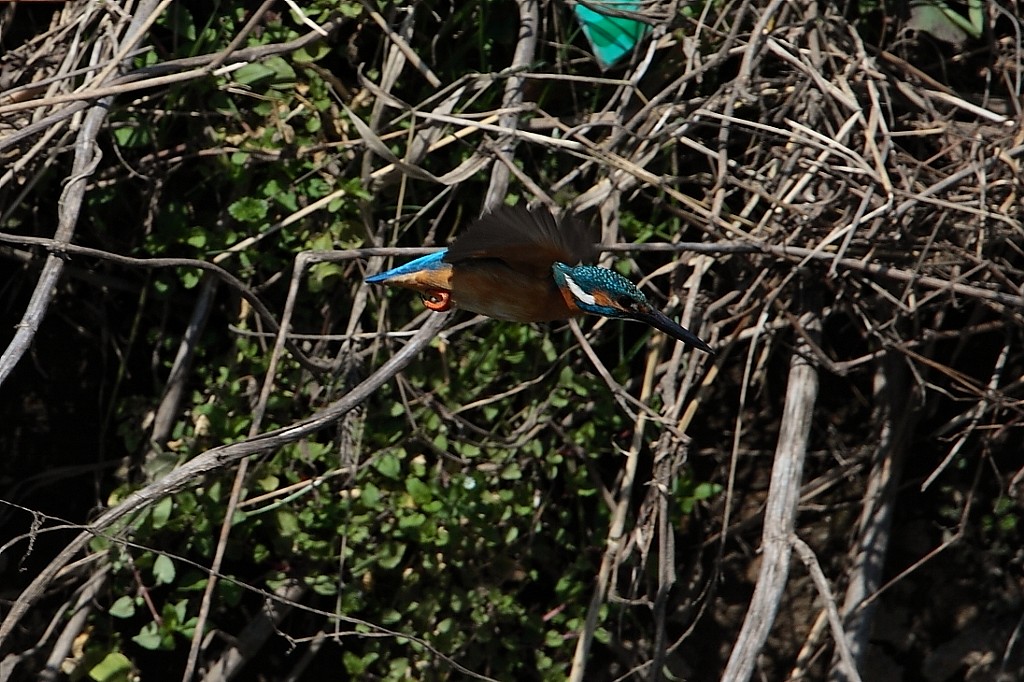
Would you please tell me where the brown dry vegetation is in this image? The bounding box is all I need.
[1,1,1023,681]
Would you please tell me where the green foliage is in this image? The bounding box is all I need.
[676,478,724,515]
[854,0,984,46]
[908,0,984,43]
[16,1,723,678]
[227,197,269,224]
[980,495,1022,557]
[87,652,134,682]
[131,599,197,650]
[6,0,1022,677]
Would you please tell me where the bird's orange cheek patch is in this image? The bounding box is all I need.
[421,289,453,312]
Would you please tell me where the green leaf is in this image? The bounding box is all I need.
[908,0,983,44]
[131,623,164,650]
[228,197,269,223]
[398,512,426,529]
[374,452,401,480]
[233,62,277,86]
[693,482,723,501]
[500,462,522,481]
[309,262,344,291]
[544,629,563,647]
[360,483,381,509]
[168,599,188,625]
[388,657,411,677]
[343,651,380,675]
[88,652,132,682]
[307,574,338,596]
[276,508,300,537]
[405,478,432,505]
[112,125,151,148]
[234,57,296,90]
[338,2,363,18]
[377,541,406,568]
[108,595,137,618]
[151,496,173,530]
[456,442,481,458]
[181,269,201,289]
[153,554,176,585]
[293,41,331,64]
[265,57,297,90]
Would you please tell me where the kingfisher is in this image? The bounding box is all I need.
[365,206,713,354]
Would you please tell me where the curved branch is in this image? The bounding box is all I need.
[0,311,449,646]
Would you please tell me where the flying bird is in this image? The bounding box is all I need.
[365,206,713,354]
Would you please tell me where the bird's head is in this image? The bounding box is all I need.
[551,262,714,354]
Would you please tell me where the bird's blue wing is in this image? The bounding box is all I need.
[365,250,450,285]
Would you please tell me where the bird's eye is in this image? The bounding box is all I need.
[617,296,635,310]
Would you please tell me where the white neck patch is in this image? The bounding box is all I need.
[563,274,597,306]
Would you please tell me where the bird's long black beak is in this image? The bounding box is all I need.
[635,309,714,354]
